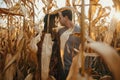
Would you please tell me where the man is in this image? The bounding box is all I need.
[58,9,81,79]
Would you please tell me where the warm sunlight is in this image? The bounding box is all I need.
[114,11,120,21]
[99,0,114,22]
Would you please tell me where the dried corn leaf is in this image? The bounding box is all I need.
[66,0,71,6]
[86,41,120,80]
[53,0,58,8]
[93,7,110,25]
[47,0,53,12]
[47,76,56,80]
[28,32,41,54]
[41,33,53,80]
[24,73,33,80]
[50,6,74,15]
[4,0,12,6]
[20,4,29,19]
[41,0,47,6]
[89,2,99,20]
[4,54,16,80]
[67,52,94,80]
[4,38,24,72]
[17,30,23,47]
[10,3,20,12]
[67,53,81,80]
[112,0,120,11]
[72,0,75,6]
[104,17,118,44]
[27,32,42,67]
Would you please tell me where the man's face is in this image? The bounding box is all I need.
[58,12,66,26]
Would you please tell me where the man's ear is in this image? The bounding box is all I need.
[65,16,68,20]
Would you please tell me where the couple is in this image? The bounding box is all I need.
[42,7,81,80]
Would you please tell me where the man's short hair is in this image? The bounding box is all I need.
[61,9,72,21]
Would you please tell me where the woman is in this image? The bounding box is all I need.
[37,13,64,80]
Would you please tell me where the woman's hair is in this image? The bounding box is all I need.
[43,13,58,33]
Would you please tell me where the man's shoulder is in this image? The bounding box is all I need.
[74,25,80,32]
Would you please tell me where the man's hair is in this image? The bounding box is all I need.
[61,9,72,21]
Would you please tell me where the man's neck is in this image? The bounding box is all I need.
[66,21,74,29]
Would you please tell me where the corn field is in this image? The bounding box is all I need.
[0,0,120,80]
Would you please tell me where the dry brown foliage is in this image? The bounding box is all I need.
[0,0,120,80]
